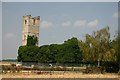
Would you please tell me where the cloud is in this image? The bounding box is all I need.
[41,19,99,28]
[4,33,15,39]
[73,19,99,27]
[112,12,120,19]
[73,20,87,27]
[41,21,53,28]
[62,21,71,27]
[112,12,118,18]
[87,19,99,27]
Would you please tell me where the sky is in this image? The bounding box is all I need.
[2,2,118,59]
[0,1,2,60]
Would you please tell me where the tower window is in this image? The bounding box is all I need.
[25,20,27,24]
[24,35,26,40]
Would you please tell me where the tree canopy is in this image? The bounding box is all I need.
[27,35,38,46]
[17,27,119,73]
[17,37,83,63]
[79,26,118,66]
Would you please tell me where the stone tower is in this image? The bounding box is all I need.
[22,15,40,46]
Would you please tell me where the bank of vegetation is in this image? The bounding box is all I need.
[17,26,120,73]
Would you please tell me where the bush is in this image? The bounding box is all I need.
[103,61,119,73]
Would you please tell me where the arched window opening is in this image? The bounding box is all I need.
[24,35,26,40]
[25,20,27,24]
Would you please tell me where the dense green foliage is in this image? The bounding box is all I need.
[17,37,83,63]
[79,26,119,72]
[79,27,118,63]
[27,35,38,46]
[17,27,119,72]
[17,46,39,62]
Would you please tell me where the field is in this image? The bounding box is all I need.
[0,62,120,79]
[1,71,119,78]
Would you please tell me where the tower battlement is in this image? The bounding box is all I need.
[22,15,40,46]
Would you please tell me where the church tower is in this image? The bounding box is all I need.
[22,15,40,46]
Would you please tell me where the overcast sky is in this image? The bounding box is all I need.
[0,1,2,60]
[2,2,118,59]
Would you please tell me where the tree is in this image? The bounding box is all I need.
[111,32,120,73]
[17,46,39,62]
[55,37,83,63]
[38,45,50,63]
[79,27,117,67]
[49,44,59,62]
[18,37,83,63]
[27,35,38,46]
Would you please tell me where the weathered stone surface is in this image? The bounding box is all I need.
[22,15,40,46]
